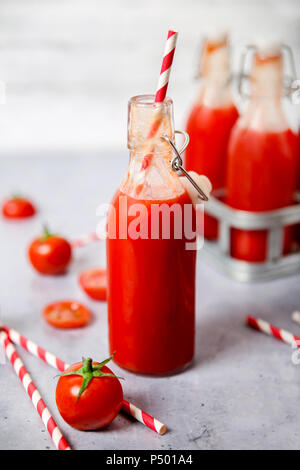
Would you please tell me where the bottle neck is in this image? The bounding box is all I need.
[122,148,184,200]
[197,39,233,107]
[238,52,290,133]
[250,54,283,101]
[121,95,184,200]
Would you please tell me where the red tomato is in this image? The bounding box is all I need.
[43,300,91,329]
[2,196,36,219]
[28,226,72,275]
[56,356,123,430]
[79,268,107,301]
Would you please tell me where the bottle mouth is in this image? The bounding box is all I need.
[127,94,175,153]
[203,32,229,54]
[254,39,282,60]
[129,94,173,108]
[254,52,282,67]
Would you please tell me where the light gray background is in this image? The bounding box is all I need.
[0,0,299,155]
[1,0,300,451]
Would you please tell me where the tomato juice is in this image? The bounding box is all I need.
[107,189,196,374]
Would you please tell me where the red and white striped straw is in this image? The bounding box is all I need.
[0,331,71,450]
[71,231,101,248]
[146,30,178,140]
[0,323,167,435]
[122,399,166,435]
[154,30,178,104]
[0,323,67,371]
[246,315,300,347]
[138,30,178,176]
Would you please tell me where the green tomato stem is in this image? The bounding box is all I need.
[60,354,122,401]
[42,224,52,240]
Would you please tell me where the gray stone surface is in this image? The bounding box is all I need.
[0,152,300,450]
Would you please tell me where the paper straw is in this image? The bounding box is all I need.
[122,399,166,435]
[146,30,178,140]
[246,315,300,347]
[136,30,178,184]
[71,231,100,248]
[154,30,178,104]
[0,323,167,435]
[0,324,67,371]
[0,331,71,450]
[291,311,300,325]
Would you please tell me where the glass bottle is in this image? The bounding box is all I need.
[185,33,239,240]
[226,45,299,262]
[295,104,300,247]
[106,95,197,375]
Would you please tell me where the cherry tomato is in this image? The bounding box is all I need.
[43,300,91,329]
[2,196,36,219]
[28,226,72,275]
[56,356,123,430]
[79,268,107,301]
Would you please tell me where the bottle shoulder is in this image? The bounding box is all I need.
[236,99,295,133]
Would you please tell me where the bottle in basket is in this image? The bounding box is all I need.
[295,122,300,246]
[226,43,299,262]
[185,33,238,240]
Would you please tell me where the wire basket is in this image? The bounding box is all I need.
[202,189,300,282]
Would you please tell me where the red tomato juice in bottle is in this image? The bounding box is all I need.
[185,34,238,240]
[107,95,197,374]
[294,129,300,247]
[226,47,299,262]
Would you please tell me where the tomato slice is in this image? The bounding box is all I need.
[2,197,36,219]
[43,301,91,329]
[79,268,107,301]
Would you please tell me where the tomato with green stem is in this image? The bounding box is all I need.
[28,226,72,275]
[56,355,123,430]
[2,196,36,219]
